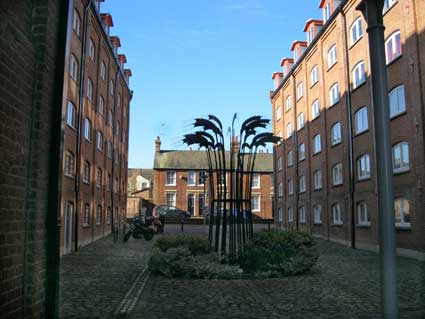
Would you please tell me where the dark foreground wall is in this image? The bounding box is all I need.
[0,1,68,318]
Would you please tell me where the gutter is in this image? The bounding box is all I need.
[291,74,300,230]
[111,69,120,240]
[74,0,91,252]
[341,11,356,249]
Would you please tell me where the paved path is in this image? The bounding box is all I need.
[60,225,425,319]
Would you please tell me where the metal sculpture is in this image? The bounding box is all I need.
[183,114,280,261]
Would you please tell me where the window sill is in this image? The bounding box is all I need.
[312,151,321,156]
[310,81,318,89]
[165,184,177,187]
[297,96,303,102]
[64,174,75,179]
[393,168,410,175]
[331,223,344,227]
[383,2,397,16]
[351,80,367,93]
[66,124,76,131]
[314,187,323,191]
[299,190,306,194]
[354,129,369,138]
[390,110,407,121]
[300,221,306,224]
[330,141,342,148]
[332,182,343,187]
[395,223,411,230]
[96,223,102,226]
[97,148,103,152]
[313,222,322,225]
[349,36,363,50]
[356,222,371,228]
[327,61,337,72]
[329,100,339,108]
[311,115,320,122]
[386,54,402,67]
[357,176,371,182]
[298,158,306,162]
[82,224,90,228]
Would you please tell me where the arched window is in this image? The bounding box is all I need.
[313,205,322,224]
[312,99,320,119]
[287,150,294,167]
[392,142,409,173]
[83,204,90,226]
[275,105,282,121]
[98,95,104,115]
[332,203,343,224]
[385,30,401,64]
[313,134,321,154]
[72,9,81,36]
[82,161,90,183]
[288,179,294,195]
[389,85,406,118]
[313,170,322,190]
[297,112,305,130]
[70,54,78,80]
[354,106,368,134]
[286,122,293,138]
[310,65,319,85]
[110,79,114,96]
[84,118,91,141]
[96,168,102,188]
[96,205,102,225]
[327,44,337,68]
[357,154,371,180]
[298,143,306,161]
[394,198,410,226]
[100,61,106,80]
[352,61,366,89]
[329,83,339,106]
[331,122,342,145]
[357,201,370,225]
[97,130,103,151]
[332,163,343,185]
[66,101,76,128]
[64,151,75,177]
[88,38,95,61]
[299,175,306,193]
[106,207,112,224]
[299,206,306,223]
[297,82,303,99]
[350,17,363,45]
[87,78,93,100]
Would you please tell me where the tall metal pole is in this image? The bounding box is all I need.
[357,1,398,318]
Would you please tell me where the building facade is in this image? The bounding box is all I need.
[271,0,425,259]
[153,137,275,219]
[60,0,132,255]
[127,168,154,219]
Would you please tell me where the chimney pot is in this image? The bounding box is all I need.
[155,136,161,152]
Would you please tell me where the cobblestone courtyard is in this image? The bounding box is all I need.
[60,225,425,319]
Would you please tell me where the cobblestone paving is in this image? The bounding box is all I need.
[130,225,425,319]
[59,232,155,319]
[60,225,425,319]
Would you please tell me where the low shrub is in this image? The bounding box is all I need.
[239,229,318,276]
[148,247,242,279]
[155,236,209,255]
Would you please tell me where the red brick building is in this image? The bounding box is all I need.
[153,137,275,219]
[270,0,425,260]
[60,0,132,254]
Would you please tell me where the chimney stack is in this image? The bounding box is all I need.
[155,136,161,152]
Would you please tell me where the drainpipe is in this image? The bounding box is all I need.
[341,10,356,249]
[357,1,398,317]
[291,74,299,230]
[74,0,91,252]
[111,69,119,241]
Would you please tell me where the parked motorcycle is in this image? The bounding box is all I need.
[123,218,155,242]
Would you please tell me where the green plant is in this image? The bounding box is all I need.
[148,247,242,279]
[155,236,209,255]
[239,229,318,276]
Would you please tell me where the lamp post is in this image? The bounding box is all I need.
[356,1,398,318]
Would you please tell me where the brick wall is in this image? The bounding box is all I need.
[0,0,68,317]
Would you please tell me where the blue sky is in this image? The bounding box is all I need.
[102,0,319,168]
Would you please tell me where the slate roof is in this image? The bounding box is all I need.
[153,150,273,172]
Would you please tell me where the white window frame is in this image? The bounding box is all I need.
[251,195,261,212]
[307,27,314,44]
[327,44,337,68]
[331,122,342,145]
[298,143,306,161]
[278,207,284,222]
[297,112,305,130]
[73,9,80,36]
[332,163,343,185]
[82,161,90,184]
[287,150,294,167]
[187,171,196,186]
[87,78,93,100]
[385,30,401,64]
[275,105,282,121]
[354,106,368,134]
[352,61,366,89]
[383,0,397,13]
[286,122,293,138]
[65,151,74,177]
[107,141,112,159]
[394,197,411,227]
[70,54,78,81]
[392,142,409,173]
[313,205,322,224]
[96,168,102,188]
[288,207,294,222]
[313,134,321,154]
[310,65,319,86]
[323,2,331,22]
[312,99,320,119]
[252,174,261,188]
[329,83,339,106]
[278,183,283,197]
[97,131,103,151]
[110,79,114,96]
[83,204,90,226]
[66,101,76,128]
[84,118,91,141]
[297,82,303,100]
[277,156,283,171]
[98,95,104,115]
[357,201,370,226]
[166,171,177,186]
[299,175,306,193]
[350,17,363,46]
[88,38,95,61]
[332,203,343,225]
[313,170,322,190]
[100,61,106,80]
[166,192,176,207]
[96,205,102,225]
[299,206,306,223]
[357,154,371,180]
[389,85,406,118]
[288,179,294,195]
[285,96,291,111]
